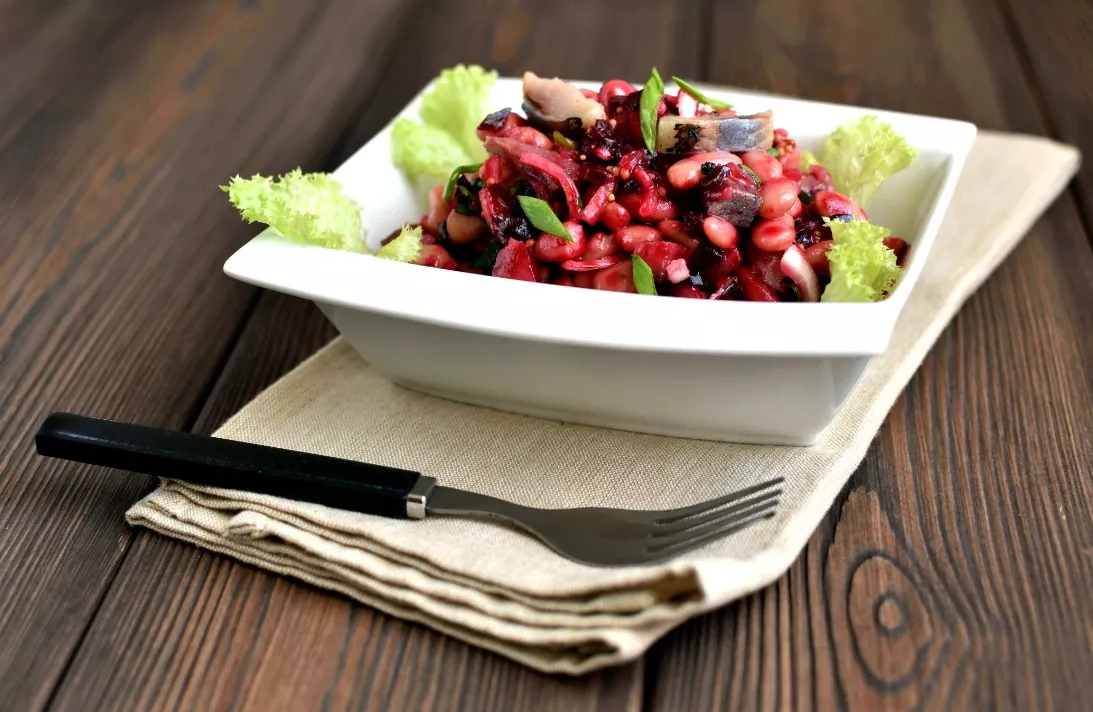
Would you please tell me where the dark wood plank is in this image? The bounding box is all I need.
[0,0,160,151]
[645,0,1093,709]
[50,0,705,709]
[0,0,416,708]
[1003,0,1093,235]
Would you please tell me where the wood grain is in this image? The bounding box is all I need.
[0,0,415,708]
[645,0,1093,709]
[47,0,703,710]
[1002,0,1093,235]
[6,0,1093,709]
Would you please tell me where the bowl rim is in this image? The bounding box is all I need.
[224,77,977,357]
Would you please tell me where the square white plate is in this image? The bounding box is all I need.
[224,77,976,444]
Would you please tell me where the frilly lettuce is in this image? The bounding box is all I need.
[820,116,916,209]
[392,64,496,185]
[820,219,901,303]
[222,169,366,253]
[377,224,424,263]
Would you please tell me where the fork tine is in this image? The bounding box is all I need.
[653,477,784,524]
[647,498,779,553]
[649,489,782,537]
[645,510,777,559]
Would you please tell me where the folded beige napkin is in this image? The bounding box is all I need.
[129,131,1079,675]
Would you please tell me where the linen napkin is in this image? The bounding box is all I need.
[128,131,1080,675]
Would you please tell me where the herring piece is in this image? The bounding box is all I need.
[521,71,606,132]
[655,111,774,154]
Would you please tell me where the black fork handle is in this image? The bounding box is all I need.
[34,412,431,519]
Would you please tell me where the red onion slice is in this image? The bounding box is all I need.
[677,88,700,118]
[520,152,582,219]
[561,255,623,272]
[780,245,821,302]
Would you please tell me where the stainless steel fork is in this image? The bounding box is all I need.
[35,412,783,567]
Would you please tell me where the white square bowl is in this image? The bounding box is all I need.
[224,77,976,445]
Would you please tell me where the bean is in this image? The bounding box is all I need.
[553,273,576,288]
[702,216,738,249]
[584,231,620,260]
[757,177,799,219]
[666,151,742,190]
[788,197,803,219]
[814,190,867,220]
[533,221,586,262]
[658,220,702,251]
[802,239,834,276]
[615,225,661,252]
[750,214,796,252]
[573,270,596,289]
[593,260,637,292]
[423,184,452,233]
[883,236,910,266]
[445,211,487,244]
[600,202,631,231]
[739,150,784,183]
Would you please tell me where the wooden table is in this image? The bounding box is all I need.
[3,0,1092,709]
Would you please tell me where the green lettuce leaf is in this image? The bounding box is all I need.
[799,149,820,171]
[222,169,366,253]
[377,224,424,263]
[820,219,901,303]
[392,64,496,185]
[391,120,472,185]
[820,116,916,209]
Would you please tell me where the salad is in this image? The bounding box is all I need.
[224,65,917,302]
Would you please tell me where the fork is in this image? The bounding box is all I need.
[35,412,783,567]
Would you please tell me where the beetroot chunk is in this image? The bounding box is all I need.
[701,162,762,227]
[478,185,533,244]
[492,238,540,282]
